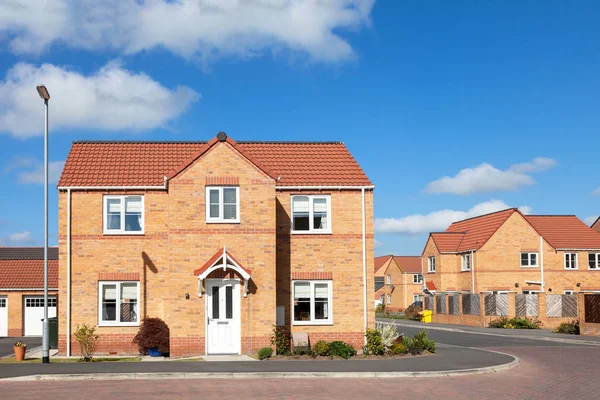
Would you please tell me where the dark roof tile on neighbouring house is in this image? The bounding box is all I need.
[58,134,373,187]
[0,247,58,289]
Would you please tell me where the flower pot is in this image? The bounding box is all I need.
[148,347,163,357]
[14,346,26,361]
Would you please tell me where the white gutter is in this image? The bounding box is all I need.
[58,185,166,191]
[67,188,71,357]
[471,250,475,293]
[277,186,375,190]
[540,236,545,293]
[361,187,367,344]
[555,248,600,251]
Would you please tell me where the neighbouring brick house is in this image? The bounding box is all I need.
[57,132,374,356]
[0,247,58,337]
[422,208,600,295]
[591,217,600,234]
[374,255,390,307]
[375,255,423,311]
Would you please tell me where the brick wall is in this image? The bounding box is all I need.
[0,290,58,337]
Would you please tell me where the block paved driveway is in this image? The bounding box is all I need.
[1,326,599,399]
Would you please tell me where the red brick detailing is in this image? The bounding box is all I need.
[241,336,271,354]
[98,272,140,281]
[307,332,364,351]
[59,334,138,356]
[291,272,333,280]
[8,328,22,337]
[205,176,239,186]
[170,335,205,357]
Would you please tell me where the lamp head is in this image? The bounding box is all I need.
[36,85,50,101]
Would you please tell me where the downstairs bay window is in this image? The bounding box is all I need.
[292,280,332,325]
[99,281,140,326]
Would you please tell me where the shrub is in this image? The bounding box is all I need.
[405,305,423,321]
[375,303,386,314]
[403,330,435,355]
[379,325,400,353]
[270,325,291,355]
[74,324,99,362]
[489,317,542,330]
[132,317,170,355]
[257,347,273,360]
[313,340,330,357]
[364,328,384,355]
[553,320,580,335]
[390,342,408,355]
[329,341,357,359]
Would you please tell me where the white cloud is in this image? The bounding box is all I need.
[584,216,598,226]
[593,188,600,195]
[375,200,531,234]
[4,157,65,184]
[425,158,556,195]
[0,61,200,138]
[0,0,374,63]
[374,239,383,249]
[3,231,35,245]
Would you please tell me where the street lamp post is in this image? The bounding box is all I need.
[36,85,50,364]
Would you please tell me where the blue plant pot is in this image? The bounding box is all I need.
[148,348,163,357]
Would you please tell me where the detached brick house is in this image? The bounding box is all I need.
[422,208,600,295]
[57,132,374,356]
[0,247,58,337]
[375,255,422,311]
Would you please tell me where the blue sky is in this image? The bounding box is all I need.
[0,1,599,256]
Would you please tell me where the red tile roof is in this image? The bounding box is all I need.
[446,208,516,252]
[0,247,58,289]
[525,215,600,250]
[429,232,466,253]
[193,247,252,277]
[58,134,372,187]
[425,281,437,291]
[394,256,422,274]
[374,255,392,275]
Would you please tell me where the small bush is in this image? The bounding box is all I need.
[364,328,384,355]
[74,324,99,362]
[390,342,408,355]
[489,317,542,329]
[313,340,330,357]
[270,325,291,355]
[405,305,423,321]
[379,325,400,353]
[375,303,386,314]
[132,317,170,355]
[553,320,580,335]
[403,330,435,355]
[329,341,357,359]
[257,347,273,360]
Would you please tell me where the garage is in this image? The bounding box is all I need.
[23,296,57,336]
[0,297,7,337]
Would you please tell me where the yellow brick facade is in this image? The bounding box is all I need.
[423,212,600,294]
[58,141,374,356]
[379,258,423,311]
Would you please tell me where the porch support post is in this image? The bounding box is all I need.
[243,279,248,298]
[198,277,203,297]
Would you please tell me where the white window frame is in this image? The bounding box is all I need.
[291,280,333,325]
[98,281,140,327]
[386,275,391,284]
[564,253,578,270]
[291,195,332,234]
[520,252,538,268]
[522,290,540,294]
[588,253,600,270]
[564,290,575,295]
[413,294,423,303]
[461,254,471,272]
[387,294,392,305]
[205,186,240,223]
[103,195,144,235]
[413,274,423,284]
[428,256,436,273]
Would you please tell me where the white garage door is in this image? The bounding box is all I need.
[24,296,57,336]
[0,297,7,337]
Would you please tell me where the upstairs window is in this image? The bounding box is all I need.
[521,252,538,268]
[386,275,391,284]
[413,274,423,284]
[589,253,600,270]
[428,256,436,273]
[374,277,385,291]
[291,195,331,233]
[461,254,471,271]
[206,187,239,223]
[103,195,144,234]
[565,253,578,270]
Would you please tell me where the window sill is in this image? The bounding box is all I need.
[206,220,240,224]
[520,266,539,268]
[292,321,334,326]
[427,271,436,274]
[461,270,471,273]
[564,268,579,271]
[291,231,332,235]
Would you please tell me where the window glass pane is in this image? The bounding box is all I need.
[226,286,233,319]
[293,213,309,231]
[223,204,237,220]
[293,282,311,321]
[210,204,220,218]
[530,253,537,265]
[292,196,309,212]
[209,189,220,218]
[209,189,219,204]
[589,254,597,269]
[120,283,138,323]
[313,198,328,230]
[223,188,237,204]
[106,199,121,230]
[314,283,329,320]
[292,197,310,231]
[124,197,142,232]
[212,286,220,319]
[521,253,529,266]
[102,284,117,321]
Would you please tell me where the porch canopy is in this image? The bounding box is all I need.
[194,247,252,298]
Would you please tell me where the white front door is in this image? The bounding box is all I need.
[24,296,57,336]
[0,297,7,337]
[206,279,240,354]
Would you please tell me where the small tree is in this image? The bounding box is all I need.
[270,325,291,355]
[74,324,99,362]
[133,317,170,355]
